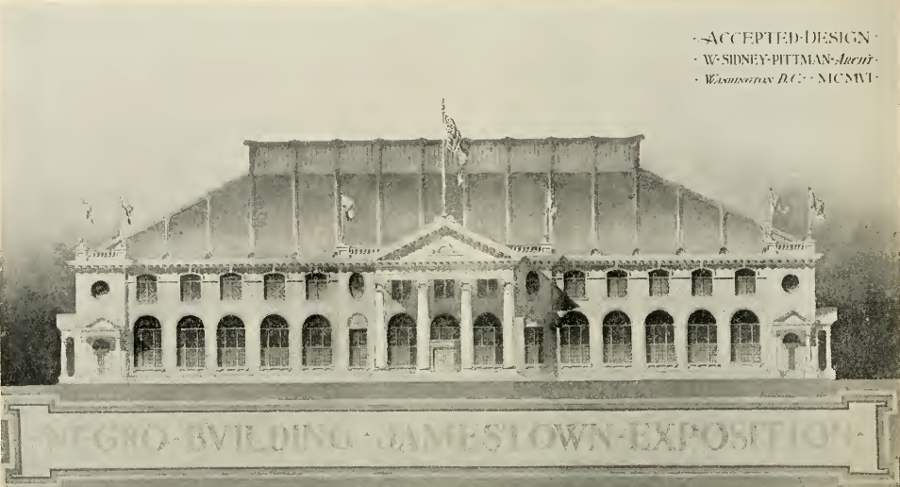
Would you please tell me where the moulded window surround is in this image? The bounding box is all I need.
[391,280,412,301]
[524,327,545,365]
[735,269,757,296]
[473,313,502,367]
[687,310,718,365]
[260,315,289,369]
[645,310,676,366]
[349,273,365,300]
[217,315,246,369]
[525,271,540,298]
[607,270,628,298]
[133,316,162,369]
[476,279,499,299]
[564,271,586,300]
[387,314,417,368]
[136,275,158,304]
[648,270,670,297]
[264,274,286,301]
[90,281,110,298]
[730,309,761,363]
[691,269,713,297]
[176,316,205,369]
[559,312,590,365]
[303,315,332,367]
[180,275,201,302]
[306,273,328,301]
[349,329,368,368]
[434,280,456,299]
[220,274,243,301]
[602,311,632,365]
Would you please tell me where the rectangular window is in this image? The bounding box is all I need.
[136,277,157,304]
[135,328,162,369]
[391,280,412,301]
[476,279,499,299]
[264,275,286,301]
[603,325,632,364]
[736,275,756,295]
[349,329,368,368]
[177,328,205,369]
[221,277,242,301]
[646,324,676,365]
[688,324,717,364]
[261,327,289,368]
[434,279,455,299]
[218,328,246,368]
[388,326,416,367]
[692,276,713,296]
[181,278,201,302]
[524,327,544,364]
[306,275,328,300]
[608,276,627,298]
[473,326,497,365]
[650,276,669,297]
[731,324,761,363]
[304,328,332,367]
[560,326,590,364]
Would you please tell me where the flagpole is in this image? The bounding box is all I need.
[441,100,447,218]
[806,187,814,240]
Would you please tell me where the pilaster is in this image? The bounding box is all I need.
[502,281,515,368]
[417,282,430,370]
[374,283,387,369]
[460,282,474,369]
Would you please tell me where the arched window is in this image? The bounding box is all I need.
[564,270,586,299]
[217,315,246,368]
[645,310,675,365]
[260,315,289,368]
[348,314,368,368]
[303,315,332,367]
[817,330,828,371]
[687,310,717,364]
[735,269,756,296]
[649,269,670,297]
[220,274,242,301]
[731,310,760,363]
[525,271,540,298]
[306,273,328,300]
[264,274,286,301]
[180,274,201,302]
[177,316,205,369]
[691,269,713,297]
[349,273,365,299]
[136,275,157,304]
[431,314,460,341]
[473,313,502,366]
[602,311,632,364]
[388,314,416,367]
[559,312,590,365]
[607,270,627,298]
[134,316,162,369]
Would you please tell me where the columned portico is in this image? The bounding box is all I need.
[417,282,430,370]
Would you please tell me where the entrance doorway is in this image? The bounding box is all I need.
[782,333,801,370]
[433,348,459,372]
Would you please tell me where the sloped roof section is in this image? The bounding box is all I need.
[98,136,808,262]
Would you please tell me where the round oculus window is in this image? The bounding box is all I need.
[349,273,365,299]
[91,280,110,298]
[781,274,800,293]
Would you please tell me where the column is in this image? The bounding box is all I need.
[246,316,260,373]
[632,310,646,369]
[717,318,731,366]
[502,281,515,368]
[374,283,387,369]
[60,332,71,382]
[162,318,177,372]
[825,327,833,372]
[513,317,525,372]
[289,316,302,371]
[460,282,474,369]
[675,316,688,369]
[590,314,603,369]
[205,318,217,370]
[417,282,430,370]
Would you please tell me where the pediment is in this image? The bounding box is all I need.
[773,311,808,325]
[83,318,120,333]
[379,218,516,262]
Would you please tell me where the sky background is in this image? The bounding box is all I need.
[2,0,898,295]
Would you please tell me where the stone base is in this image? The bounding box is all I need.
[3,380,898,486]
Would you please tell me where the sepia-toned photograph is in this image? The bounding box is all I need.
[1,1,898,486]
